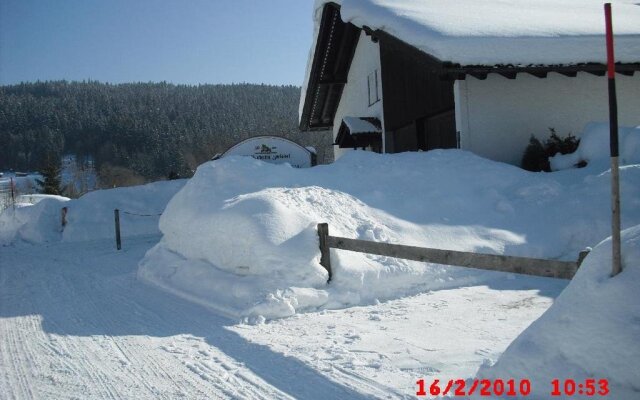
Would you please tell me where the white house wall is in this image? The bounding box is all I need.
[333,31,384,159]
[455,73,640,166]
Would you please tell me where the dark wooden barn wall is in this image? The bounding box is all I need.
[378,33,456,153]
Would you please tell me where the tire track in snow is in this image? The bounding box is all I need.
[1,239,301,399]
[9,254,124,400]
[35,252,212,399]
[0,315,37,399]
[69,266,278,399]
[0,262,40,400]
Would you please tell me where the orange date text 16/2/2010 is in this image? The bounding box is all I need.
[416,378,610,397]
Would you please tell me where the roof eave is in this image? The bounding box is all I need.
[300,2,360,131]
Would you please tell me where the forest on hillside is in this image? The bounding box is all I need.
[0,81,332,186]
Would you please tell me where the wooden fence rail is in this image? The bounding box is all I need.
[317,223,589,282]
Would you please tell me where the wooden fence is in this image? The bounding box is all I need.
[317,223,589,282]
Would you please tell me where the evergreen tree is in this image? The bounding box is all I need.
[36,160,63,195]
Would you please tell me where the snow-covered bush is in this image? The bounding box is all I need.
[521,129,580,172]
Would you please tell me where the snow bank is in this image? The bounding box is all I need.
[16,194,70,205]
[550,122,640,170]
[0,180,186,245]
[474,225,640,399]
[0,197,69,244]
[139,151,640,320]
[62,180,186,242]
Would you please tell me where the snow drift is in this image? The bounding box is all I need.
[0,197,70,244]
[139,150,640,320]
[474,225,640,399]
[0,180,185,245]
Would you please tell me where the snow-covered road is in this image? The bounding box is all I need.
[0,236,566,399]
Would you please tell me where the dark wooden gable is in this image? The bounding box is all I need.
[376,31,457,153]
[299,3,361,131]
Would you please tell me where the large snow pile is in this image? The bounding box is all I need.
[474,225,640,399]
[0,196,70,244]
[0,180,185,245]
[551,122,640,170]
[139,150,640,320]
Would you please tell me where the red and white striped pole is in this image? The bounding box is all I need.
[604,3,622,276]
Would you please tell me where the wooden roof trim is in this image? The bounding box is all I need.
[299,3,360,131]
[300,3,339,131]
[443,62,640,80]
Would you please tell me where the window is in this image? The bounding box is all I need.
[367,69,380,106]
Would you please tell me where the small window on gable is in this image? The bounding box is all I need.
[367,69,380,106]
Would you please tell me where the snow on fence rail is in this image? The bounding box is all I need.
[317,223,589,282]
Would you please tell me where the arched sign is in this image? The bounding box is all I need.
[215,136,316,168]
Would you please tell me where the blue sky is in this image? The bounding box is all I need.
[0,0,315,86]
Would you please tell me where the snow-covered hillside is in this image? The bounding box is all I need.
[139,150,640,320]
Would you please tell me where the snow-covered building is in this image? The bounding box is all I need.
[299,0,640,165]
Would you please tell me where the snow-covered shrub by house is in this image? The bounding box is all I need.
[521,129,581,172]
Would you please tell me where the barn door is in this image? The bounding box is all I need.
[417,109,457,150]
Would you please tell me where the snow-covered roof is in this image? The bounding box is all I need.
[342,116,381,134]
[300,0,640,124]
[323,0,640,66]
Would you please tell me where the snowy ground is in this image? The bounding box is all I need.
[0,236,565,399]
[3,135,638,398]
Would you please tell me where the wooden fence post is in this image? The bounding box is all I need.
[61,207,68,229]
[317,223,332,282]
[114,209,121,250]
[10,177,15,208]
[577,249,591,267]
